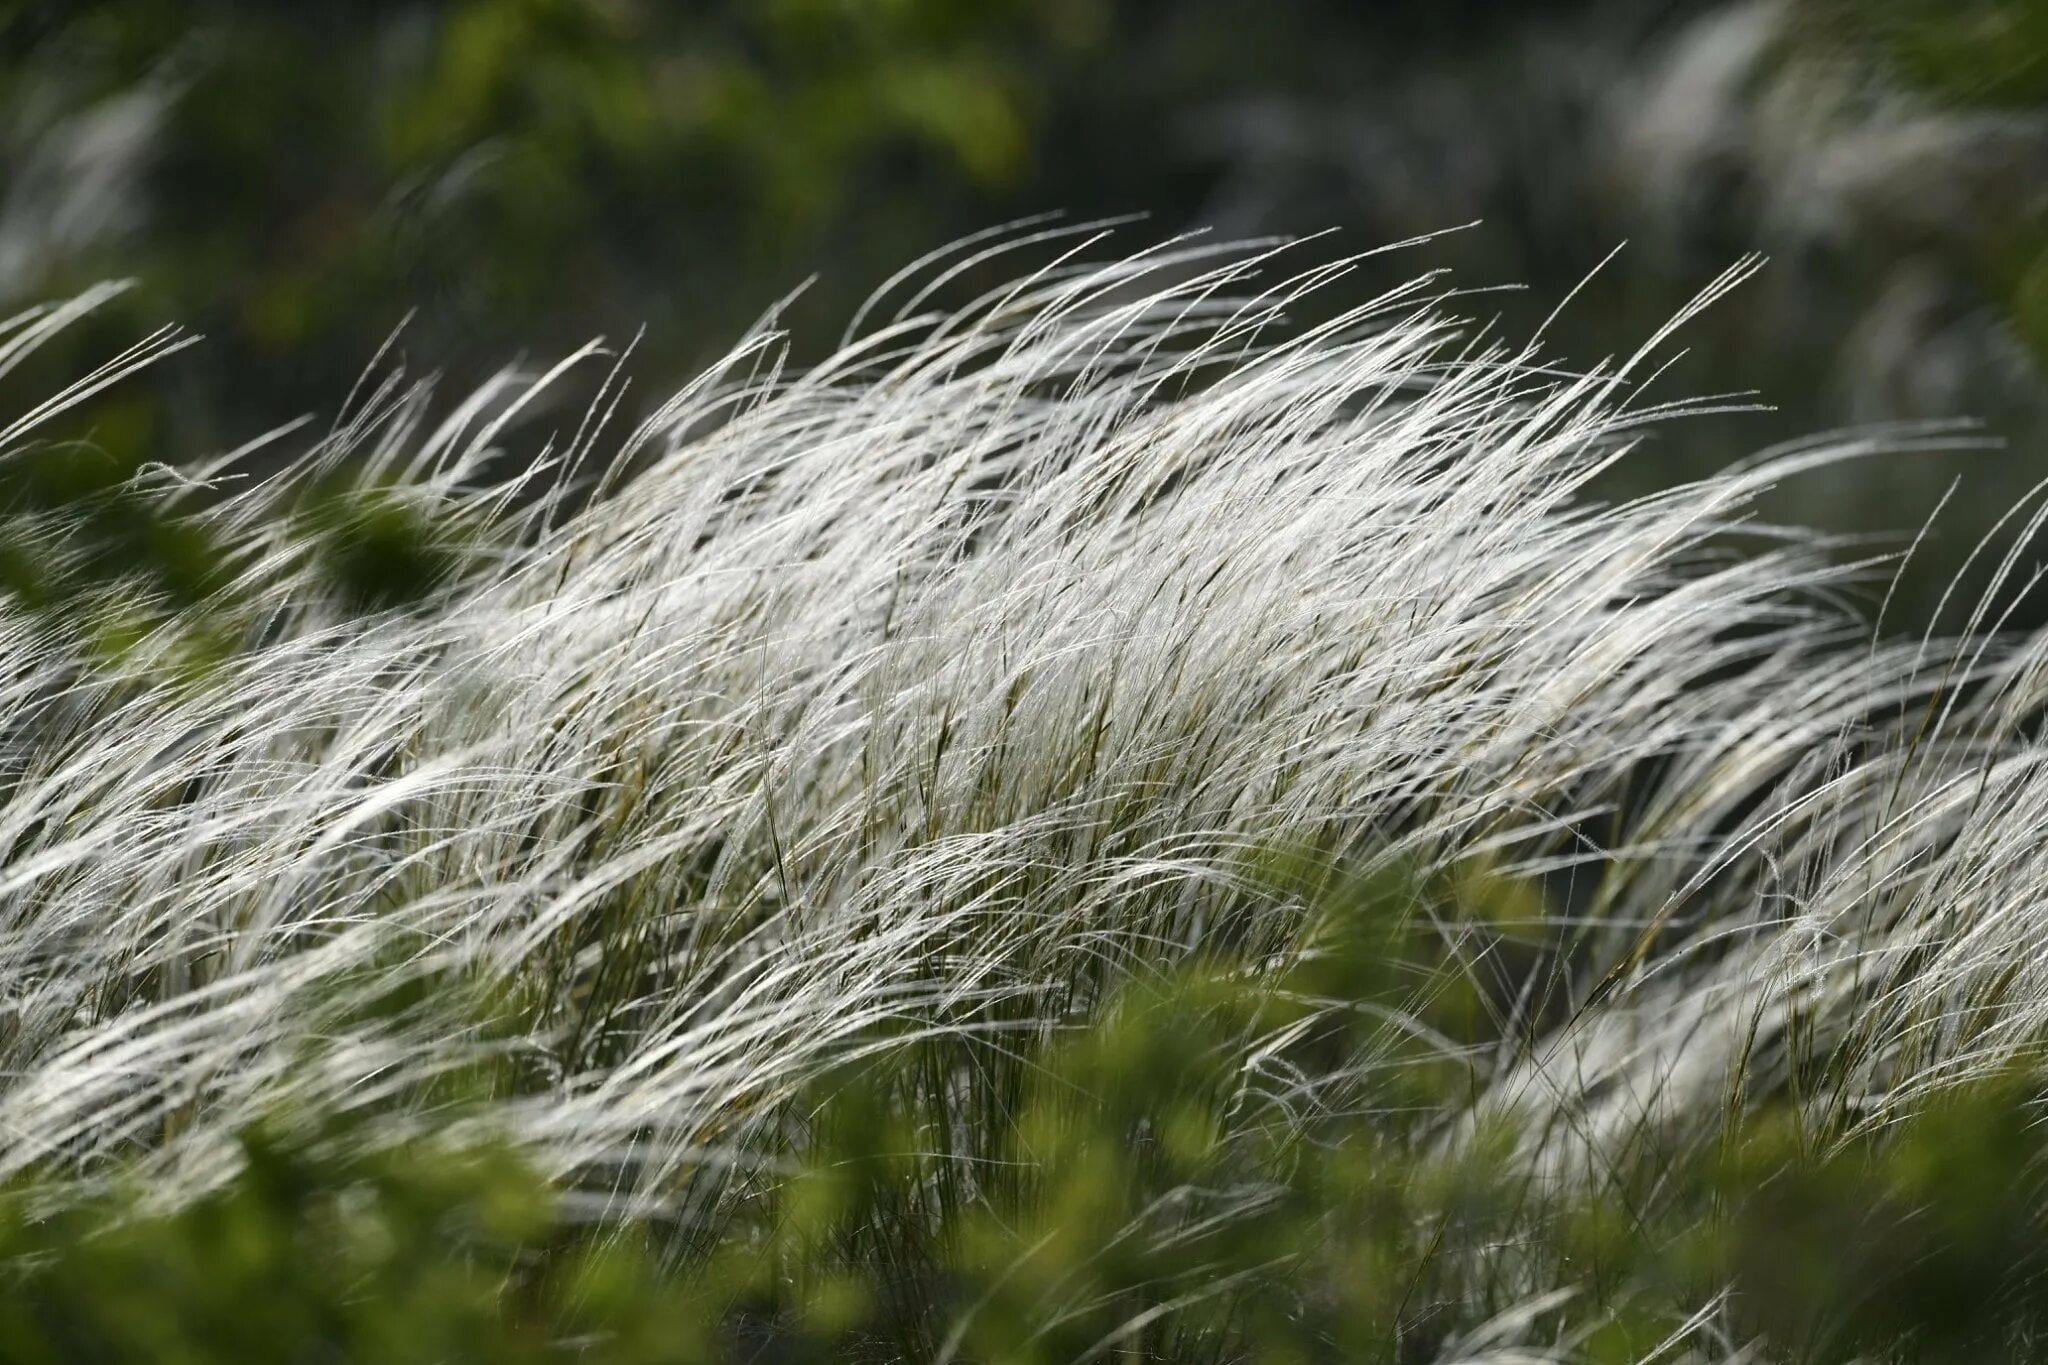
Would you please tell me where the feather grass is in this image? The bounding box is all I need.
[4,233,2046,1359]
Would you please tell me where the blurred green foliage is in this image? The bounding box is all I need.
[1812,0,2048,109]
[24,0,2018,453]
[0,439,223,613]
[4,0,2048,633]
[8,858,2048,1363]
[0,1123,706,1365]
[297,474,487,614]
[1,0,1122,450]
[1798,0,2048,370]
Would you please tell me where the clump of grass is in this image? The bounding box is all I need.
[5,230,2048,1360]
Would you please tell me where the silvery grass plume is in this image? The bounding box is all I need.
[1480,525,2048,1174]
[0,232,2032,1355]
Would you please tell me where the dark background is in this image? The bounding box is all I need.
[4,0,2045,626]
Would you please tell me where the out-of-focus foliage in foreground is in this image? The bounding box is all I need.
[8,936,2048,1364]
